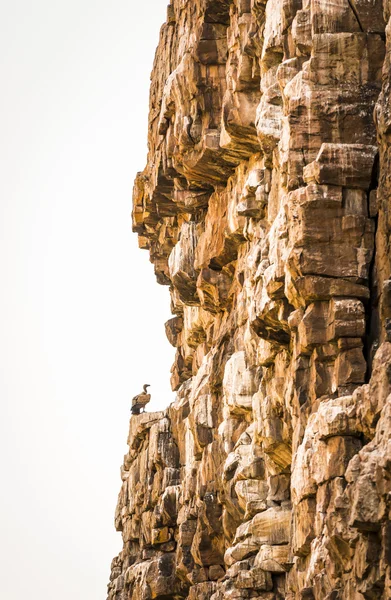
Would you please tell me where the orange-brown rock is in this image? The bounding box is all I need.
[108,1,391,599]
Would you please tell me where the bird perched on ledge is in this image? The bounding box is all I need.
[131,384,151,415]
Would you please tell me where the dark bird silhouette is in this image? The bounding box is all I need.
[131,384,151,415]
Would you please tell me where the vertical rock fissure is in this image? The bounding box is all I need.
[365,152,381,379]
[347,0,364,32]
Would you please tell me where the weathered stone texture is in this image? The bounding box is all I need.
[108,1,391,598]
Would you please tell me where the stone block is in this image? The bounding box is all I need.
[254,544,291,573]
[250,507,292,546]
[303,144,378,189]
[236,567,273,591]
[292,498,316,557]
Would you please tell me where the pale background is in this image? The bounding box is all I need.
[0,2,175,598]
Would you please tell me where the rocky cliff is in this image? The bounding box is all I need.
[107,2,391,598]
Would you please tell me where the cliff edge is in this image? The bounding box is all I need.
[108,1,391,598]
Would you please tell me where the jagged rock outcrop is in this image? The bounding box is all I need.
[108,1,391,598]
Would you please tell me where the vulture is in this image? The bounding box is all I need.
[131,384,151,415]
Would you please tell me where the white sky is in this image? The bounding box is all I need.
[0,2,175,598]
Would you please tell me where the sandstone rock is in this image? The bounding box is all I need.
[107,2,391,599]
[236,567,273,591]
[254,544,291,573]
[168,222,199,305]
[223,351,261,415]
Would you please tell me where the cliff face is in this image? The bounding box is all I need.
[107,2,391,599]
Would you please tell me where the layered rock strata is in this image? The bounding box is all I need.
[108,1,391,598]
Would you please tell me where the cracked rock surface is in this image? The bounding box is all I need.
[107,1,391,598]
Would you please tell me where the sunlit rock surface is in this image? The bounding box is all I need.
[108,1,391,598]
